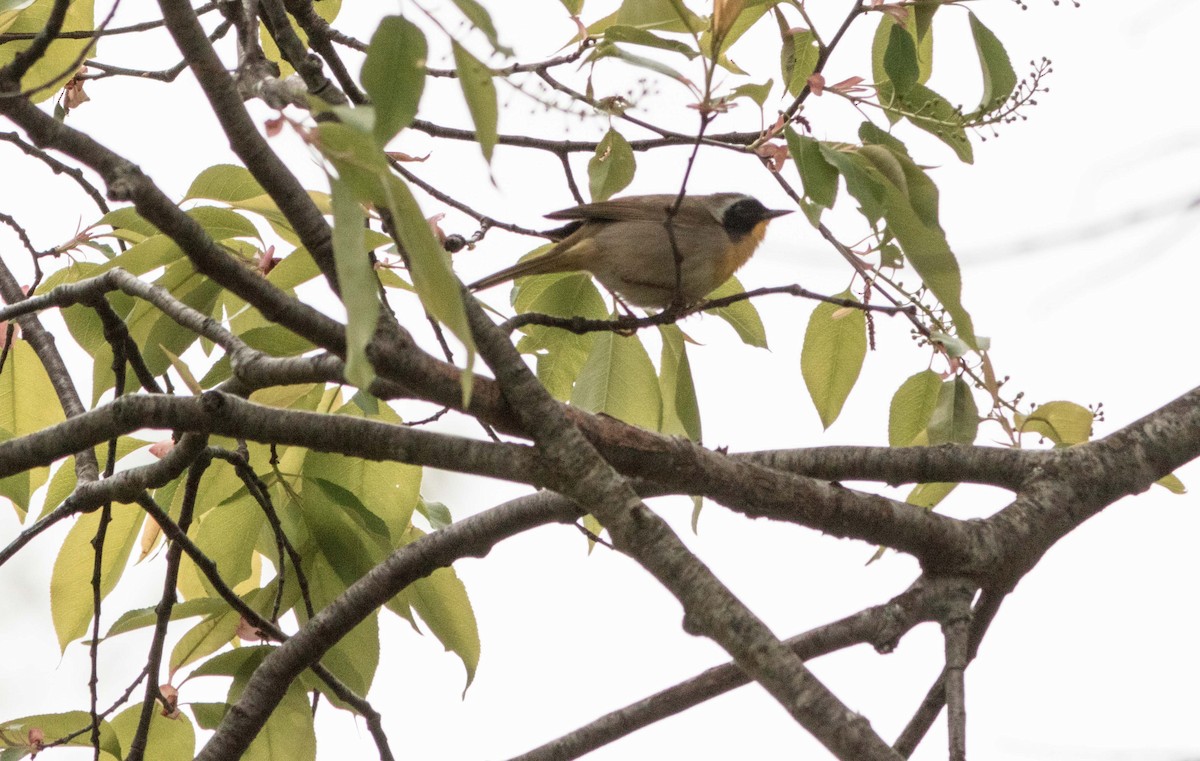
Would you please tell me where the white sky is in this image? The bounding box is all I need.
[1,1,1198,760]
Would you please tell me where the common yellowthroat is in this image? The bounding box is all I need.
[468,193,791,308]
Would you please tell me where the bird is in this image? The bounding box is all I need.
[468,193,792,309]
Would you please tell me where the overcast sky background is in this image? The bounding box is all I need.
[1,1,1198,759]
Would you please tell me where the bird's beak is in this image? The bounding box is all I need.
[764,208,792,220]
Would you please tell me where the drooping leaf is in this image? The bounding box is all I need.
[403,526,481,691]
[50,505,145,650]
[317,122,475,403]
[967,11,1016,116]
[571,329,662,431]
[839,143,976,346]
[0,341,65,516]
[705,276,768,349]
[927,377,979,446]
[801,293,867,429]
[240,683,317,761]
[512,269,607,399]
[361,16,427,147]
[588,128,636,201]
[889,369,942,447]
[602,25,698,58]
[776,11,819,98]
[658,324,702,441]
[449,0,512,55]
[906,481,957,510]
[330,176,381,390]
[1156,473,1187,494]
[452,42,498,163]
[882,22,919,95]
[786,127,839,212]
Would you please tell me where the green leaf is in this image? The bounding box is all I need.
[1015,400,1094,446]
[403,526,481,691]
[317,122,476,403]
[381,174,475,404]
[50,505,145,650]
[0,0,94,104]
[705,276,768,349]
[448,0,512,55]
[185,164,265,202]
[883,22,919,95]
[889,369,942,447]
[571,329,662,430]
[451,41,498,163]
[817,143,886,224]
[927,377,978,446]
[361,16,427,147]
[587,42,694,87]
[104,598,230,640]
[1155,473,1187,495]
[587,0,704,34]
[0,342,65,516]
[187,206,260,241]
[111,705,195,761]
[801,293,867,429]
[777,14,819,97]
[241,683,316,761]
[169,609,241,675]
[657,324,702,441]
[558,0,584,14]
[330,176,381,390]
[512,270,606,399]
[858,121,910,157]
[896,82,973,163]
[0,712,120,759]
[852,144,976,345]
[727,79,774,108]
[588,128,636,202]
[786,127,838,212]
[967,11,1016,115]
[602,24,698,57]
[297,558,380,696]
[906,481,956,510]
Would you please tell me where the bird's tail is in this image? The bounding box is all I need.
[468,242,578,292]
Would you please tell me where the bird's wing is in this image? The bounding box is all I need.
[544,195,719,226]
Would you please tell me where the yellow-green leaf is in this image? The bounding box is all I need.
[705,276,768,349]
[0,0,94,104]
[1015,400,1094,446]
[185,164,265,202]
[786,127,839,212]
[801,294,867,429]
[0,341,65,515]
[658,324,702,441]
[50,505,144,650]
[967,11,1016,115]
[588,128,636,202]
[361,16,427,147]
[571,329,662,431]
[1156,473,1187,495]
[111,704,195,761]
[451,41,498,163]
[403,526,481,691]
[927,377,978,445]
[889,369,942,447]
[330,176,380,390]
